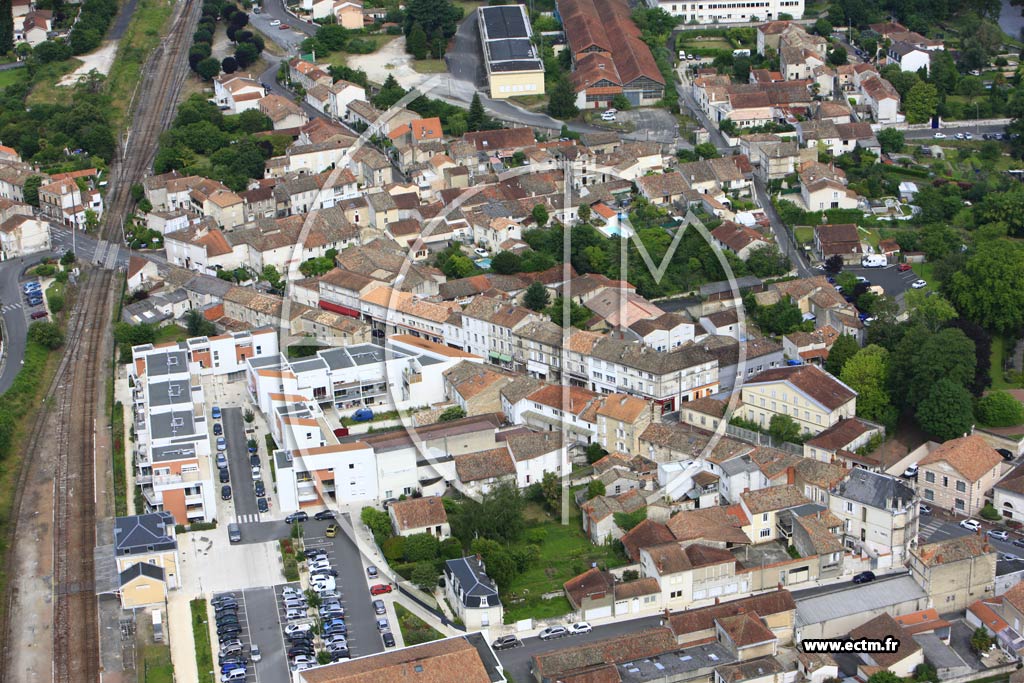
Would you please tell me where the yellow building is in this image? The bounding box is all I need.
[114,512,180,609]
[478,5,545,99]
[740,365,857,436]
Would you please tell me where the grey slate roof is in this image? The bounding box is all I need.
[794,575,925,626]
[834,468,915,511]
[114,512,176,556]
[119,561,166,585]
[445,556,501,608]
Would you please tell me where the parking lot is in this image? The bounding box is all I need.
[17,276,49,323]
[211,586,293,683]
[303,517,387,659]
[211,591,258,682]
[840,263,925,298]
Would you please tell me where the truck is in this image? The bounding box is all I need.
[860,254,887,268]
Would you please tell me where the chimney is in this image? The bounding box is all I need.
[715,596,721,605]
[787,466,795,485]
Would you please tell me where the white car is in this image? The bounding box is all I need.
[538,625,569,640]
[281,586,303,597]
[965,132,973,140]
[474,247,488,257]
[568,622,592,635]
[960,519,981,532]
[309,559,332,572]
[251,465,262,480]
[605,108,617,115]
[270,19,281,25]
[285,608,307,621]
[933,132,946,139]
[600,112,617,121]
[955,133,965,140]
[902,463,918,478]
[284,622,311,636]
[911,279,927,289]
[311,576,337,592]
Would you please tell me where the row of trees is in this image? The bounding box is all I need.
[301,23,381,59]
[371,75,499,136]
[189,1,264,81]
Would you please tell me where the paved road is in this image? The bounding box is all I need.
[905,123,1007,139]
[305,515,386,658]
[0,252,55,394]
[788,569,909,600]
[919,514,1024,558]
[225,406,262,524]
[753,176,812,277]
[244,586,291,683]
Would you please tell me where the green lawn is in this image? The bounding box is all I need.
[26,59,82,106]
[504,596,573,624]
[190,599,214,683]
[394,603,444,646]
[0,68,25,92]
[911,262,936,288]
[991,335,1013,390]
[141,642,174,683]
[154,324,187,345]
[794,227,814,245]
[506,507,626,601]
[412,59,448,74]
[107,0,177,128]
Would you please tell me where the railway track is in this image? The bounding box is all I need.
[0,0,202,681]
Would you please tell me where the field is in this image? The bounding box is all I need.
[0,68,25,92]
[794,227,814,245]
[325,35,397,68]
[26,60,82,106]
[106,0,178,127]
[141,642,174,683]
[412,59,448,74]
[154,324,188,344]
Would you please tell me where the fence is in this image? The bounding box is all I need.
[725,423,803,455]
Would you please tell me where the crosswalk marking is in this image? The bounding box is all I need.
[1,304,22,313]
[919,518,942,540]
[235,513,261,524]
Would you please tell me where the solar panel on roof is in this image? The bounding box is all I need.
[481,5,530,39]
[487,38,536,61]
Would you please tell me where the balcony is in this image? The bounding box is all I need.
[403,369,422,385]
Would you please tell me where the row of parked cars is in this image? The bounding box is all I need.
[212,407,270,513]
[22,280,48,319]
[213,593,259,681]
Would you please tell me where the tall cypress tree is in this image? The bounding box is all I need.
[467,93,485,131]
[0,0,13,54]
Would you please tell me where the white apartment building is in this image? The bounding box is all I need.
[829,468,918,568]
[646,0,803,24]
[132,327,280,379]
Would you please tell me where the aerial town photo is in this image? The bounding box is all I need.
[5,0,1024,680]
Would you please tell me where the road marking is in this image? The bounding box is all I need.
[235,513,261,524]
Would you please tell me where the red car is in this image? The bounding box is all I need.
[30,310,48,319]
[897,263,912,272]
[279,23,290,29]
[370,584,392,596]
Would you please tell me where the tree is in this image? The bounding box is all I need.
[410,561,438,590]
[867,672,903,683]
[489,251,522,274]
[404,533,441,562]
[540,471,561,514]
[745,244,790,278]
[585,442,608,464]
[613,507,647,532]
[60,251,76,266]
[243,409,255,423]
[373,74,406,109]
[812,17,832,36]
[768,414,802,444]
[840,345,898,430]
[467,93,486,132]
[523,281,550,311]
[403,0,460,46]
[929,50,958,95]
[261,265,284,291]
[905,290,956,332]
[876,128,904,154]
[948,240,1024,334]
[586,479,606,500]
[890,327,976,410]
[611,93,631,111]
[824,334,859,376]
[407,22,428,59]
[221,55,238,74]
[360,506,393,545]
[185,308,216,337]
[28,321,64,349]
[947,318,992,396]
[469,538,516,591]
[0,0,13,52]
[547,296,591,329]
[970,627,994,655]
[441,253,475,279]
[916,378,975,441]
[751,298,805,336]
[23,175,43,207]
[531,204,549,227]
[547,75,579,119]
[977,391,1024,427]
[196,57,222,80]
[824,254,844,275]
[234,42,259,68]
[914,663,939,683]
[905,81,938,124]
[577,203,592,225]
[438,405,466,422]
[827,45,847,66]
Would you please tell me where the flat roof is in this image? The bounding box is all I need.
[146,379,194,408]
[150,409,201,440]
[146,350,188,377]
[480,4,530,39]
[151,444,198,463]
[319,344,411,371]
[249,354,286,369]
[487,38,536,61]
[795,575,926,626]
[291,357,329,373]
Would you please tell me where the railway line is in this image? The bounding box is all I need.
[0,0,203,680]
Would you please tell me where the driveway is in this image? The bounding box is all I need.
[304,516,386,658]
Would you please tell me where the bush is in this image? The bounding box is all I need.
[977,391,1024,427]
[47,292,64,314]
[382,535,407,562]
[980,503,1001,521]
[28,321,64,349]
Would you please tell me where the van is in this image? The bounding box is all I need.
[228,523,241,543]
[221,669,247,682]
[860,254,887,268]
[732,48,751,57]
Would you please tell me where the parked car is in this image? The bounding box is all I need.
[249,454,260,467]
[852,571,875,584]
[383,632,396,647]
[897,263,912,272]
[351,408,374,422]
[367,566,379,579]
[257,497,269,513]
[310,559,332,571]
[212,406,222,419]
[370,583,392,595]
[314,509,336,521]
[902,464,918,478]
[539,626,569,640]
[311,567,338,578]
[919,504,932,515]
[285,511,309,523]
[1001,553,1021,562]
[221,485,232,500]
[228,523,241,543]
[998,448,1016,462]
[284,623,312,636]
[960,519,981,532]
[1013,538,1024,549]
[269,18,281,25]
[911,279,928,289]
[373,599,387,615]
[989,529,1010,541]
[30,311,48,320]
[250,644,261,663]
[281,586,303,597]
[254,480,266,497]
[474,247,488,257]
[285,608,307,620]
[325,523,339,538]
[492,635,523,650]
[302,549,327,559]
[279,23,290,29]
[933,132,946,139]
[251,466,262,480]
[217,437,226,451]
[377,618,390,632]
[568,622,592,635]
[216,453,228,469]
[213,423,223,435]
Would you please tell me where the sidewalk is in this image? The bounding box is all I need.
[114,368,135,514]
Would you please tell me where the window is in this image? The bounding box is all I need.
[845,501,853,513]
[925,471,935,483]
[762,513,769,522]
[956,480,966,493]
[943,476,949,488]
[924,489,934,501]
[955,498,965,511]
[348,464,355,469]
[759,528,771,538]
[670,590,684,599]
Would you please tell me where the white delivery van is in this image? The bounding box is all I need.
[860,254,887,268]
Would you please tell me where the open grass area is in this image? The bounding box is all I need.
[991,335,1013,391]
[325,35,397,67]
[141,642,174,683]
[112,401,127,516]
[412,58,448,74]
[911,262,936,286]
[154,324,187,345]
[394,603,444,646]
[678,38,732,51]
[794,227,813,245]
[107,0,177,128]
[26,59,82,106]
[0,68,26,92]
[504,596,573,624]
[190,599,214,683]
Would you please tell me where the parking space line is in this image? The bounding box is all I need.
[237,592,258,683]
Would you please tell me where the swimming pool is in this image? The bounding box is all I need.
[476,258,492,269]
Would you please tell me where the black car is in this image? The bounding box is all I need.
[285,511,309,523]
[221,485,232,500]
[998,448,1016,462]
[216,617,240,629]
[331,649,351,661]
[314,509,336,521]
[219,468,230,483]
[852,571,876,584]
[218,626,242,637]
[257,497,269,513]
[213,423,223,435]
[492,635,523,651]
[211,594,237,605]
[311,568,339,578]
[303,548,326,559]
[287,645,315,657]
[383,632,396,648]
[254,480,266,497]
[1013,538,1024,549]
[249,453,260,467]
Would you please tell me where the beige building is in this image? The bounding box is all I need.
[909,535,996,613]
[829,468,918,567]
[596,393,657,455]
[443,362,514,416]
[740,365,857,436]
[477,5,545,99]
[639,543,745,609]
[740,485,812,544]
[114,512,180,609]
[918,435,1004,516]
[388,496,450,539]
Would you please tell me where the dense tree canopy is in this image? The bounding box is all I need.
[948,240,1024,334]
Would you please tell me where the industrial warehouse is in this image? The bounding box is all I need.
[477,4,546,99]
